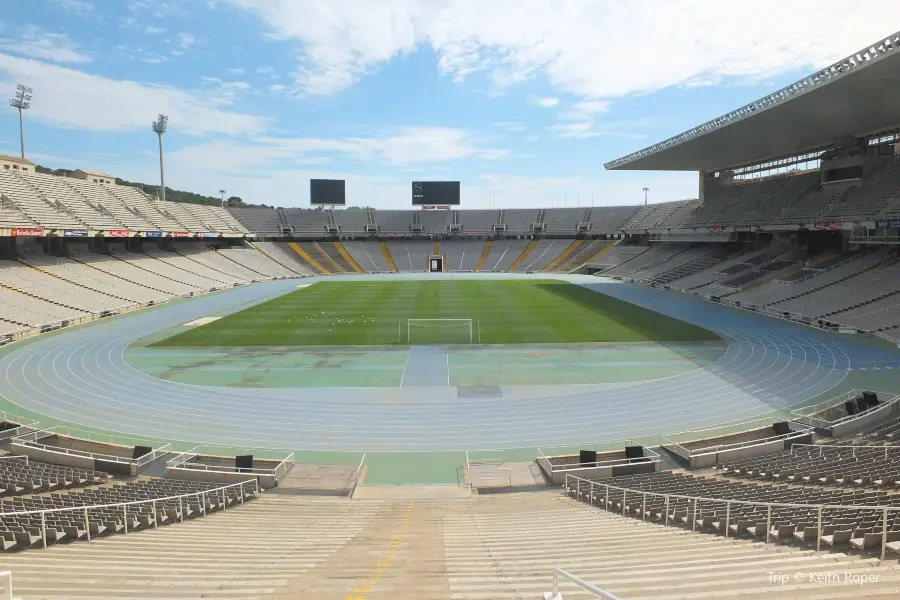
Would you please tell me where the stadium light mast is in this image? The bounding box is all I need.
[219,189,226,208]
[152,114,169,203]
[9,84,33,160]
[642,186,650,206]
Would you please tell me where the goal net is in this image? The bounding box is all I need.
[405,319,474,344]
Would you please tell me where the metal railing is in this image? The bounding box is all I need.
[0,571,12,600]
[663,426,812,460]
[565,473,900,560]
[790,389,900,428]
[548,567,624,600]
[789,443,900,459]
[0,479,259,550]
[166,447,294,480]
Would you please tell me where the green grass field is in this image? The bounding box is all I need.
[154,280,718,347]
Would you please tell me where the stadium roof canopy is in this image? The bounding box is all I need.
[605,31,900,172]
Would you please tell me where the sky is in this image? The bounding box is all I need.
[0,1,897,209]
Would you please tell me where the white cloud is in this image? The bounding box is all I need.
[0,29,91,64]
[492,121,526,132]
[228,67,246,74]
[547,121,600,139]
[536,97,559,108]
[167,127,507,173]
[145,26,166,35]
[178,33,199,49]
[222,0,900,101]
[0,54,266,135]
[51,0,94,16]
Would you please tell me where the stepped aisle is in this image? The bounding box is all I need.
[2,490,899,598]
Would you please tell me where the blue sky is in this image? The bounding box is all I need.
[0,0,897,209]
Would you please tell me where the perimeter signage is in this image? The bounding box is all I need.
[63,229,89,237]
[876,220,900,229]
[707,226,725,233]
[814,222,842,230]
[143,231,163,238]
[172,231,190,238]
[107,229,130,237]
[12,228,44,237]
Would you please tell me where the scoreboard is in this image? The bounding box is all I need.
[310,179,346,205]
[412,181,460,206]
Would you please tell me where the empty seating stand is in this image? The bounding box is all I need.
[0,457,106,497]
[0,476,257,551]
[568,470,900,557]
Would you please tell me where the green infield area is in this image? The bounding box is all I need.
[154,280,718,346]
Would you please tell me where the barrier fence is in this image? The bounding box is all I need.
[565,473,900,561]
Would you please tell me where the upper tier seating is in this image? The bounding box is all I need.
[63,180,155,230]
[0,171,83,229]
[502,209,539,233]
[282,209,330,235]
[457,210,498,233]
[230,207,283,234]
[419,209,450,234]
[19,173,121,229]
[542,208,586,232]
[589,205,639,233]
[110,186,184,231]
[331,209,368,233]
[374,210,413,233]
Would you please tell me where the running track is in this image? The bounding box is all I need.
[1,274,899,452]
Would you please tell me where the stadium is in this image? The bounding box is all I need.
[0,25,898,600]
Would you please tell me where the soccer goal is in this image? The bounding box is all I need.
[404,319,478,344]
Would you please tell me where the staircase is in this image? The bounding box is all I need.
[333,241,364,274]
[474,241,493,272]
[506,240,537,273]
[8,491,899,599]
[541,240,583,272]
[648,253,724,285]
[287,242,330,274]
[378,241,399,273]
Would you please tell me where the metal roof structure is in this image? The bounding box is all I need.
[605,31,900,172]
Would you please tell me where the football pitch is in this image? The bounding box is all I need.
[155,279,718,347]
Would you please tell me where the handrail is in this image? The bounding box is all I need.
[0,478,258,519]
[789,443,900,459]
[664,426,812,457]
[549,567,624,600]
[566,473,900,560]
[134,443,172,468]
[14,439,134,464]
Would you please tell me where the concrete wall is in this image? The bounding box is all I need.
[166,466,273,490]
[832,401,900,437]
[11,442,95,470]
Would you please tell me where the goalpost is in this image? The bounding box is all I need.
[403,318,478,344]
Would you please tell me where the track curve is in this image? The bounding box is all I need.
[0,274,899,451]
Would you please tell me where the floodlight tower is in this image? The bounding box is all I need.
[219,189,226,208]
[9,84,33,160]
[152,114,169,203]
[642,186,650,206]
